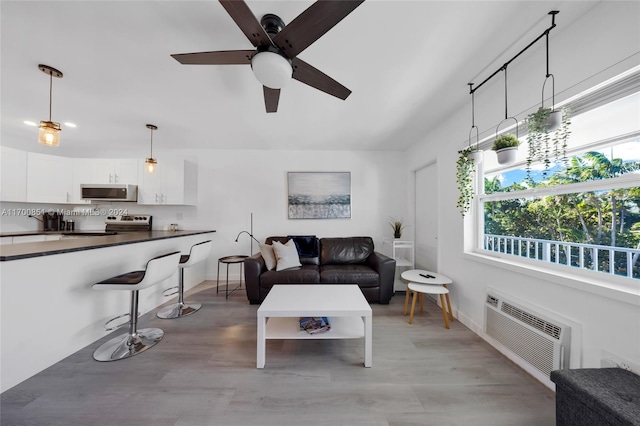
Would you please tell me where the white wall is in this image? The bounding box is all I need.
[403,1,640,382]
[1,149,407,282]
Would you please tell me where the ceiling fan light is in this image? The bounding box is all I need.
[38,120,61,147]
[145,157,157,174]
[251,51,292,89]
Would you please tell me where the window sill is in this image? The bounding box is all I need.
[464,249,640,306]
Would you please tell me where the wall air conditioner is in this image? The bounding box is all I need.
[484,292,571,377]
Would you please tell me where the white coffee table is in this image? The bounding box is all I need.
[401,269,454,328]
[256,284,372,368]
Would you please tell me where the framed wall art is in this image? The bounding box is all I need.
[287,172,351,219]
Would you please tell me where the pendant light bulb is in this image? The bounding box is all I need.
[145,124,158,174]
[38,65,63,147]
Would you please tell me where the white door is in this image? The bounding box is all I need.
[414,162,438,272]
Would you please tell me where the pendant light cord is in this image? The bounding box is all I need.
[48,72,53,121]
[149,128,154,157]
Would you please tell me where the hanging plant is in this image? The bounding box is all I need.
[492,133,520,165]
[456,147,477,217]
[525,106,571,181]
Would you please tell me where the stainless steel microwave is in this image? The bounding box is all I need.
[80,184,138,202]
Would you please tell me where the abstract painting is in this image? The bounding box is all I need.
[288,172,351,219]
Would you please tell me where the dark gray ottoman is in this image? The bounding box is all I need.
[551,368,640,426]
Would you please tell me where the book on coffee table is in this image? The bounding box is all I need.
[299,317,331,334]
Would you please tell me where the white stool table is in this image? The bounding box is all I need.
[401,269,453,328]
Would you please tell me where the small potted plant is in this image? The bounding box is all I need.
[389,218,406,239]
[492,133,520,165]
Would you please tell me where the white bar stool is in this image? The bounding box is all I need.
[92,251,181,362]
[404,282,451,328]
[157,240,212,319]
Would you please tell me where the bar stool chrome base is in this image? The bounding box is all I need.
[156,301,202,319]
[93,328,164,362]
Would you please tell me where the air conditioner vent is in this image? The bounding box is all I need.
[501,302,561,340]
[485,291,571,378]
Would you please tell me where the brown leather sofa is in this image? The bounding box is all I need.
[244,236,396,304]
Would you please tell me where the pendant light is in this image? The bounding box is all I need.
[145,124,158,174]
[467,83,483,164]
[37,64,63,147]
[542,11,562,132]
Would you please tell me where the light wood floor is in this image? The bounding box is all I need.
[1,281,555,426]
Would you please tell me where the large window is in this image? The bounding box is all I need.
[475,73,640,283]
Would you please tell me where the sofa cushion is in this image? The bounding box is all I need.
[260,265,320,288]
[272,240,302,271]
[320,237,374,265]
[259,243,277,271]
[320,264,379,288]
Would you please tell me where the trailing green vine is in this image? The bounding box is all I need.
[456,147,476,217]
[525,107,571,182]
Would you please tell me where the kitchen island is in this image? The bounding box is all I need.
[0,230,215,261]
[0,230,216,392]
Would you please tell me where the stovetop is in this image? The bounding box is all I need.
[105,214,152,232]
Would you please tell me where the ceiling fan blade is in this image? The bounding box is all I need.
[292,58,351,100]
[219,0,273,48]
[171,50,254,65]
[263,87,280,113]
[273,0,364,58]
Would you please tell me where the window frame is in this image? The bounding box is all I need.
[466,68,640,299]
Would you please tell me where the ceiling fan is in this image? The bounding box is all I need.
[171,0,364,113]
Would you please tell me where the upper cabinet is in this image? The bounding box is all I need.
[137,158,196,205]
[1,147,195,206]
[0,146,27,202]
[71,158,139,203]
[26,152,73,203]
[89,159,138,184]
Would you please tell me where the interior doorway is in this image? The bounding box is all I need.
[414,161,438,271]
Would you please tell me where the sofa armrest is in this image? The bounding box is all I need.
[244,253,266,304]
[367,251,396,304]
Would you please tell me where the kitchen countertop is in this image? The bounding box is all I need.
[0,230,118,237]
[0,230,216,261]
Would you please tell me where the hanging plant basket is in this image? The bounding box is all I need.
[492,117,520,166]
[495,146,518,165]
[468,149,484,164]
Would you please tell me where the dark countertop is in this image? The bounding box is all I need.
[0,230,216,261]
[1,231,117,237]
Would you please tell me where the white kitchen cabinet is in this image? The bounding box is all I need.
[0,146,27,202]
[0,237,14,245]
[26,153,73,203]
[71,158,139,203]
[90,159,138,184]
[137,158,196,205]
[382,238,415,292]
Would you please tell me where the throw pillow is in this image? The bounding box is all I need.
[272,239,302,271]
[286,235,319,258]
[259,243,277,271]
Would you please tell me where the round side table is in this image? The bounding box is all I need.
[217,255,248,299]
[401,269,454,328]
